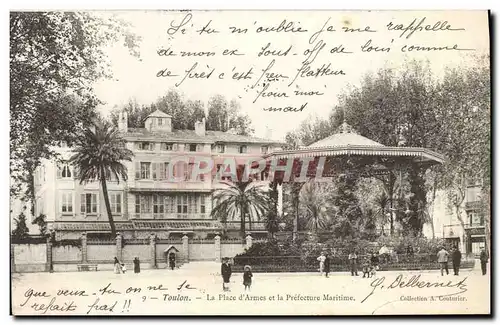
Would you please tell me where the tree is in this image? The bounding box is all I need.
[10,11,140,201]
[206,95,254,135]
[12,209,29,240]
[211,181,271,239]
[70,119,134,236]
[110,91,253,135]
[32,213,48,236]
[299,181,329,233]
[265,181,280,238]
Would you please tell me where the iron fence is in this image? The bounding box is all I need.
[233,253,476,273]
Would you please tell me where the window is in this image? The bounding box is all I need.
[164,195,175,213]
[261,146,269,154]
[140,195,152,213]
[110,193,121,214]
[239,145,248,154]
[140,162,151,179]
[177,194,188,215]
[216,144,225,153]
[158,118,163,125]
[200,195,206,214]
[189,144,197,152]
[153,194,164,214]
[196,144,203,152]
[137,142,154,151]
[58,164,72,179]
[468,212,484,226]
[80,193,97,214]
[135,195,140,214]
[161,143,173,151]
[162,162,169,180]
[187,195,195,214]
[61,192,73,214]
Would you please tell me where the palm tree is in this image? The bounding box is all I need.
[375,192,390,236]
[70,119,133,237]
[211,181,271,239]
[299,181,329,233]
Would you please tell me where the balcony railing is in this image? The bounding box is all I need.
[464,223,486,229]
[130,213,209,220]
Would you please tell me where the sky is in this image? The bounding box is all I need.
[93,10,490,140]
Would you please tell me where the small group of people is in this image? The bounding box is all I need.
[220,257,253,292]
[437,246,463,276]
[316,251,380,278]
[113,256,141,274]
[317,252,331,278]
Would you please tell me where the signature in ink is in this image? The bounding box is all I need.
[361,274,468,304]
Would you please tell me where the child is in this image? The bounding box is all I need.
[121,263,127,274]
[243,265,253,291]
[362,257,372,278]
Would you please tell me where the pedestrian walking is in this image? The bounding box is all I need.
[317,252,326,275]
[324,253,331,278]
[437,247,450,276]
[243,265,253,291]
[133,257,141,274]
[451,247,461,276]
[348,251,358,276]
[480,247,489,276]
[113,257,122,274]
[221,258,232,292]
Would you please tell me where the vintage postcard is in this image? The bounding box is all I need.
[10,10,491,316]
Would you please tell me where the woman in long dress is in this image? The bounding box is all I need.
[113,257,122,274]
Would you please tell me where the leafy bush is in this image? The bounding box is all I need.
[32,214,47,236]
[12,211,29,240]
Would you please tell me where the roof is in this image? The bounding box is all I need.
[307,122,384,148]
[147,109,172,118]
[265,122,445,165]
[164,245,179,252]
[122,128,283,145]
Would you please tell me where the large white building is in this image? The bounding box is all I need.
[424,179,487,256]
[33,110,283,240]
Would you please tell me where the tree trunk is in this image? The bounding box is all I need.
[292,183,302,241]
[428,179,437,239]
[240,202,246,239]
[100,168,116,237]
[387,172,395,236]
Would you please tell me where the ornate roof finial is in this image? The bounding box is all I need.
[340,119,355,134]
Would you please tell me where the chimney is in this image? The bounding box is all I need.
[195,117,206,136]
[118,111,128,132]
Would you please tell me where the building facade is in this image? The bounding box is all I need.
[33,110,283,240]
[426,178,487,256]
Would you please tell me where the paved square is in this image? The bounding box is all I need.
[11,261,490,315]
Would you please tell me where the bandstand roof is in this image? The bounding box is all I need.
[267,122,445,165]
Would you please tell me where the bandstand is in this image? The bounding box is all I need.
[264,121,445,239]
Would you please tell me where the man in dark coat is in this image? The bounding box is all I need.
[451,247,461,275]
[480,247,489,276]
[221,258,232,291]
[133,257,141,274]
[169,252,176,270]
[324,253,331,278]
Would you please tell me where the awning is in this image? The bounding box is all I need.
[265,145,444,164]
[128,188,212,193]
